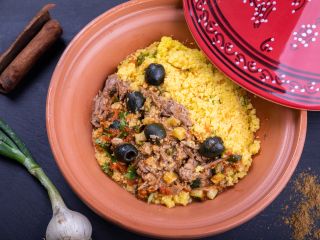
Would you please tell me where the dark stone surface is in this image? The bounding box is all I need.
[0,1,318,239]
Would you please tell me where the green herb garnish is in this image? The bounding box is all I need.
[125,165,137,180]
[102,132,112,137]
[102,162,113,176]
[111,155,117,163]
[119,112,128,130]
[95,138,109,149]
[136,52,149,66]
[119,120,126,130]
[105,150,117,163]
[119,131,128,139]
[133,125,140,133]
[119,111,127,119]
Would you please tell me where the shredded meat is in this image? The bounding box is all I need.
[92,74,130,127]
[161,99,192,126]
[141,89,192,126]
[178,158,198,182]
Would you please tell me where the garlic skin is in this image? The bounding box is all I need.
[46,205,92,240]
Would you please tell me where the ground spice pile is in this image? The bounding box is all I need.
[284,172,320,240]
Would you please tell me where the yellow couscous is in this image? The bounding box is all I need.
[92,36,260,208]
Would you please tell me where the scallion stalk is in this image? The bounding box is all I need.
[0,119,92,240]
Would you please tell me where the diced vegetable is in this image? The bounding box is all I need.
[142,117,155,125]
[161,196,175,208]
[190,189,204,199]
[111,102,122,110]
[166,117,181,127]
[172,127,186,141]
[134,132,147,144]
[206,188,218,200]
[173,191,190,206]
[145,156,156,167]
[147,193,155,204]
[190,178,201,189]
[163,172,178,184]
[211,173,225,184]
[195,165,204,173]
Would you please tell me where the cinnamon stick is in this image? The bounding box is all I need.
[0,20,62,92]
[0,4,55,75]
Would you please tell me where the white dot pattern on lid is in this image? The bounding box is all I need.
[243,0,277,28]
[291,0,311,14]
[292,23,318,49]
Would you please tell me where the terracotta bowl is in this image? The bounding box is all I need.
[46,0,307,238]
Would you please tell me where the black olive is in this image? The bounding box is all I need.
[199,137,225,158]
[114,143,139,163]
[144,123,166,143]
[227,154,242,163]
[126,91,145,113]
[145,63,165,86]
[109,120,121,129]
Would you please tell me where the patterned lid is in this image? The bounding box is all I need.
[183,0,320,110]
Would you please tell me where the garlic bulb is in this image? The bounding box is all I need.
[46,202,92,240]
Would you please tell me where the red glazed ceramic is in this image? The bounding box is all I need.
[47,0,307,238]
[184,0,320,110]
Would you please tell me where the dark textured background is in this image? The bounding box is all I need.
[0,1,319,239]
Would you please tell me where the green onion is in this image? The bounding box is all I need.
[0,119,92,240]
[0,120,33,159]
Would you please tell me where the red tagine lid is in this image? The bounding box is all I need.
[183,0,320,110]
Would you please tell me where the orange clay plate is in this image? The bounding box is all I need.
[46,0,307,238]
